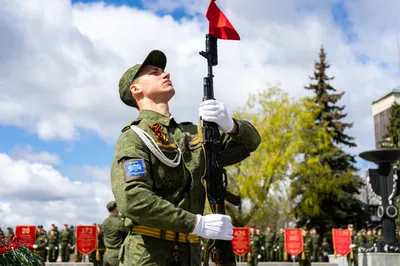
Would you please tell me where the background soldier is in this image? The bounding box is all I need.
[248,225,260,266]
[95,224,105,266]
[347,225,359,266]
[102,200,129,266]
[275,227,285,262]
[89,223,97,264]
[5,227,14,241]
[256,227,265,261]
[60,224,71,262]
[264,225,274,261]
[47,230,58,262]
[34,225,48,262]
[299,229,312,266]
[0,227,4,238]
[310,227,320,262]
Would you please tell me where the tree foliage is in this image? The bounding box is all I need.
[290,47,370,236]
[223,84,332,227]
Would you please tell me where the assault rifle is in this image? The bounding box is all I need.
[199,34,250,266]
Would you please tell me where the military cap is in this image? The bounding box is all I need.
[107,200,117,212]
[250,224,256,228]
[119,50,167,108]
[64,224,68,226]
[348,224,353,228]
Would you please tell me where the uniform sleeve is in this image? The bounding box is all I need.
[221,118,261,153]
[111,129,196,234]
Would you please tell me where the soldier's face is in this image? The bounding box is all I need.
[131,65,175,104]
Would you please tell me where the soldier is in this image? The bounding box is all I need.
[110,49,261,266]
[256,227,265,261]
[89,223,98,264]
[264,225,274,261]
[275,227,285,262]
[320,237,331,262]
[376,229,384,244]
[95,224,106,266]
[310,227,320,262]
[5,227,14,241]
[47,230,58,262]
[299,229,312,266]
[347,224,359,266]
[60,224,71,262]
[247,225,260,266]
[34,225,48,262]
[102,200,129,266]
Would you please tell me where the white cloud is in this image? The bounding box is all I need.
[9,145,61,165]
[0,153,113,228]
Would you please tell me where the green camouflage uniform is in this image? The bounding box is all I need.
[248,233,260,266]
[111,110,261,266]
[47,232,58,262]
[275,230,285,261]
[311,232,320,262]
[60,227,71,262]
[264,230,274,261]
[34,231,48,262]
[95,226,106,266]
[299,234,312,266]
[103,214,129,266]
[347,232,360,266]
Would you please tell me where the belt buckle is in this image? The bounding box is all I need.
[186,234,197,243]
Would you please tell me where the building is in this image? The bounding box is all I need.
[372,87,400,148]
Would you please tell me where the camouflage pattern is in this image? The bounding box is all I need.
[34,231,48,262]
[111,110,261,266]
[102,214,129,266]
[347,230,360,266]
[299,233,312,266]
[47,230,58,262]
[119,50,167,108]
[60,225,71,262]
[275,229,285,261]
[311,230,320,262]
[264,229,274,261]
[248,232,260,266]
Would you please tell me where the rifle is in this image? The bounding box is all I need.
[199,34,250,266]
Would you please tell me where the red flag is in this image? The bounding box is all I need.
[206,0,240,40]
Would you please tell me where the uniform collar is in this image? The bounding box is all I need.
[138,109,176,126]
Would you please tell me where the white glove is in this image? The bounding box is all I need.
[33,244,37,249]
[191,214,233,241]
[261,246,265,250]
[46,247,49,250]
[257,254,261,259]
[350,244,356,248]
[199,100,235,133]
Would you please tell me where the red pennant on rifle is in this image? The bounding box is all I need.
[206,0,240,40]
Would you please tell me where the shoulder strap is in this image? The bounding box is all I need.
[130,125,182,168]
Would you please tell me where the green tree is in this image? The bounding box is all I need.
[380,101,400,148]
[291,47,370,238]
[221,84,332,227]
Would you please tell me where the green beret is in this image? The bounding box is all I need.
[107,200,117,212]
[119,50,167,109]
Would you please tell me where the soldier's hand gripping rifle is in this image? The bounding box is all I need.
[199,34,250,266]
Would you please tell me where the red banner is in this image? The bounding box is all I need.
[285,228,303,257]
[15,225,37,246]
[232,227,250,255]
[332,229,352,256]
[76,225,97,255]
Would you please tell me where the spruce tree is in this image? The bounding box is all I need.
[291,46,369,240]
